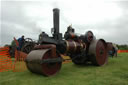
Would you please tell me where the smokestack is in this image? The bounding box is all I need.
[53,8,60,34]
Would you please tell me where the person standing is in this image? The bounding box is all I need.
[17,35,25,50]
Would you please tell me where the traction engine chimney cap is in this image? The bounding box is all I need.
[53,8,60,12]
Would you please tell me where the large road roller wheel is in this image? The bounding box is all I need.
[88,39,108,66]
[25,49,62,76]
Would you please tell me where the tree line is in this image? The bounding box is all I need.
[117,44,128,50]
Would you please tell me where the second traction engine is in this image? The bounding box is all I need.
[25,8,108,76]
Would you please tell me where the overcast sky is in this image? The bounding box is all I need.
[0,0,128,46]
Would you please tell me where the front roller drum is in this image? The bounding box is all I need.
[25,49,62,76]
[89,39,108,66]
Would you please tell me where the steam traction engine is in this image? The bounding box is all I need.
[25,8,108,76]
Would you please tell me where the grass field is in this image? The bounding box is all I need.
[0,53,128,85]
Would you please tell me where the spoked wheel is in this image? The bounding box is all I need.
[85,31,94,43]
[25,38,33,42]
[25,49,62,76]
[21,43,34,54]
[88,39,108,66]
[21,38,35,54]
[71,54,86,65]
[72,58,84,65]
[87,31,93,42]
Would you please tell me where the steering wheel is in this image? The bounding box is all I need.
[24,38,33,42]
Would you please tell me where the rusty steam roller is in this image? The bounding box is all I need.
[25,8,108,76]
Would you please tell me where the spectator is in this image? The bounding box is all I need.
[17,35,25,50]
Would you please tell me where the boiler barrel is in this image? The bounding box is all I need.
[65,40,86,53]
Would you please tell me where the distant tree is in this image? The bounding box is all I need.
[11,40,16,47]
[4,44,10,47]
[117,44,128,50]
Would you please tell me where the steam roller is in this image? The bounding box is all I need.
[25,8,108,76]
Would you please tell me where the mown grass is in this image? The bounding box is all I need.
[0,53,128,85]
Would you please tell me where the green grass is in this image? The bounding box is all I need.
[0,53,128,85]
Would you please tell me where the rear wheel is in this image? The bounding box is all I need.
[88,39,108,66]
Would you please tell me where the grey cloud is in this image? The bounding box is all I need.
[1,1,43,32]
[1,1,46,46]
[1,0,128,46]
